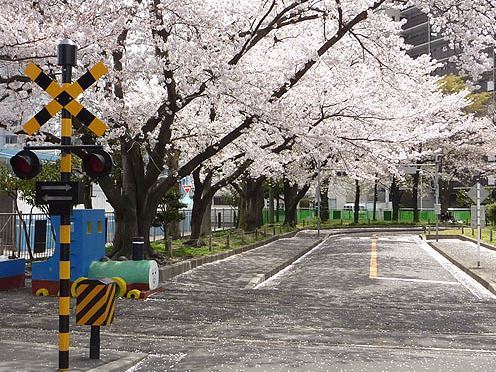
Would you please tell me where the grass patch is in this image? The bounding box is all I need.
[152,225,297,261]
[435,226,496,246]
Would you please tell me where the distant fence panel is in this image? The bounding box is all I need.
[104,208,238,244]
[329,208,470,223]
[263,208,316,224]
[0,212,56,261]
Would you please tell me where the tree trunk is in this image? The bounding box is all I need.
[268,187,275,224]
[373,177,378,221]
[353,179,360,224]
[276,197,280,222]
[237,194,246,229]
[440,179,453,214]
[412,170,420,223]
[283,178,310,227]
[107,141,155,258]
[187,200,209,246]
[200,199,212,236]
[168,182,182,239]
[184,168,213,246]
[166,153,181,240]
[245,177,265,231]
[320,183,329,222]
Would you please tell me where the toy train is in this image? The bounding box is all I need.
[31,209,160,299]
[0,256,25,291]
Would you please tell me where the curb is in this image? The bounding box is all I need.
[425,240,496,296]
[425,233,496,252]
[86,351,146,372]
[159,230,300,282]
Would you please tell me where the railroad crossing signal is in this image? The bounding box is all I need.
[82,149,113,179]
[9,149,41,179]
[8,39,114,371]
[22,61,108,137]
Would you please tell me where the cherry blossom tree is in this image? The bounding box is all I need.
[2,0,496,256]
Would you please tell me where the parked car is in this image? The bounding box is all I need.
[343,203,367,212]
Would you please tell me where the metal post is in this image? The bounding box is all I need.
[477,180,481,267]
[435,155,440,242]
[57,38,76,371]
[316,160,321,237]
[420,173,423,212]
[89,326,100,359]
[132,236,144,260]
[167,235,173,257]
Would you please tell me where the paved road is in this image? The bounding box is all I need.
[2,232,496,371]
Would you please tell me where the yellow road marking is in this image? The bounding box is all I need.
[370,235,378,279]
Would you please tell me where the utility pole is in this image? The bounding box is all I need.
[434,154,441,242]
[316,160,321,237]
[476,178,481,267]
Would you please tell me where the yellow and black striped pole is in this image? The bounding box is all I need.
[57,38,76,371]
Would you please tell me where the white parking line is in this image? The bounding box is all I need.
[415,237,496,300]
[255,235,332,289]
[376,276,459,285]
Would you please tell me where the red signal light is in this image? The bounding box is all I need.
[82,150,112,179]
[10,150,41,179]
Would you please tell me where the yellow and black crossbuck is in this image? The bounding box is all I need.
[76,278,116,327]
[23,61,108,137]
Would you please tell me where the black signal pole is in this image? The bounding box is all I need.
[57,38,76,371]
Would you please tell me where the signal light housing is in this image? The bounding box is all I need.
[10,150,42,180]
[82,149,112,179]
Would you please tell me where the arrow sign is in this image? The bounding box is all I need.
[41,184,72,192]
[35,181,83,206]
[42,195,74,202]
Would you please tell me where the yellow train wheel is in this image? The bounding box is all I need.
[35,288,49,296]
[126,289,141,300]
[71,277,88,298]
[111,276,127,297]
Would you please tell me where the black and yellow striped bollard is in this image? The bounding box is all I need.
[76,278,117,360]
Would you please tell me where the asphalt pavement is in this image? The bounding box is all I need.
[2,230,496,371]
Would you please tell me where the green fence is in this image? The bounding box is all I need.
[263,209,315,224]
[263,208,471,224]
[329,209,471,223]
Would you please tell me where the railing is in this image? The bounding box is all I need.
[0,208,240,261]
[0,212,56,261]
[2,207,468,261]
[148,207,238,242]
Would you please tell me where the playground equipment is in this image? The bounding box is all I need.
[88,260,159,299]
[32,209,105,296]
[0,257,25,291]
[32,209,160,299]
